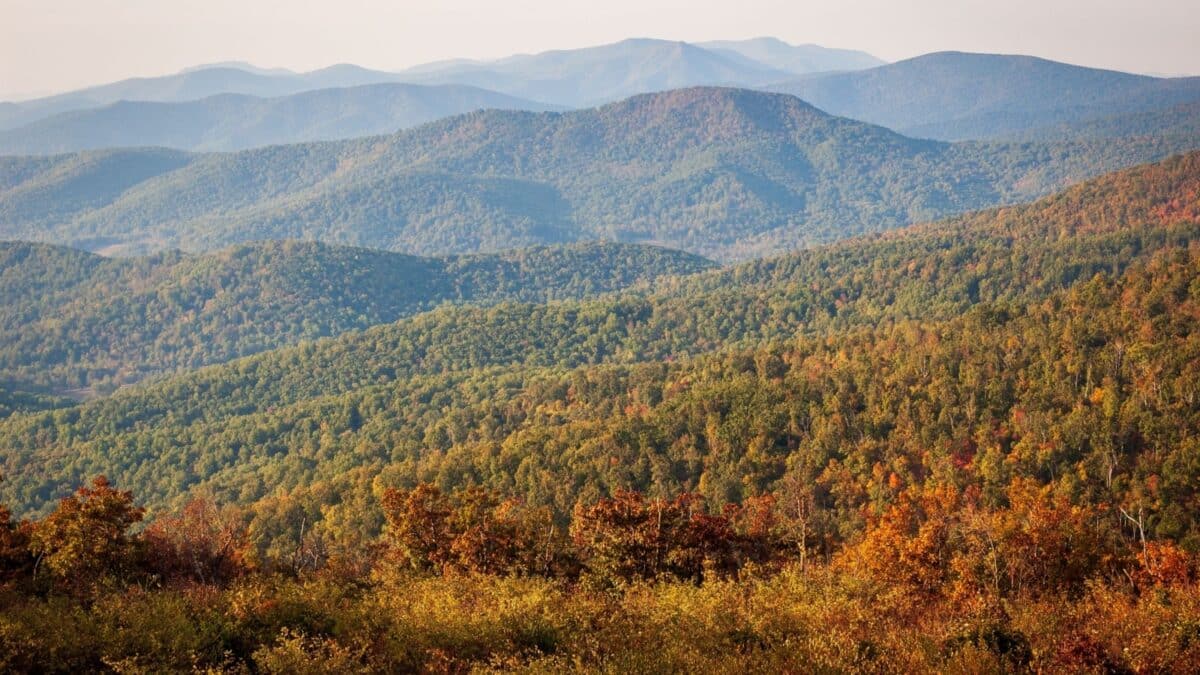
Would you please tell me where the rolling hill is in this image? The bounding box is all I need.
[0,239,713,395]
[0,150,1196,524]
[0,83,561,154]
[2,87,1196,260]
[771,51,1200,140]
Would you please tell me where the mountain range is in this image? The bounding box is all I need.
[0,83,560,154]
[0,63,412,131]
[392,38,792,107]
[4,45,1199,158]
[0,38,880,133]
[2,87,1196,260]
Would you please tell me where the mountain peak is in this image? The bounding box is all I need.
[594,86,830,137]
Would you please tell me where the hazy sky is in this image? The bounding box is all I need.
[2,0,1197,100]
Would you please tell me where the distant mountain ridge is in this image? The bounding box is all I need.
[699,37,884,73]
[772,51,1200,140]
[1015,100,1200,142]
[0,64,412,131]
[0,38,883,134]
[0,83,562,154]
[1,87,1196,261]
[381,39,792,107]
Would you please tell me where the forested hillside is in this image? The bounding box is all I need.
[2,151,1200,673]
[2,88,1196,260]
[7,2,1200,666]
[0,240,712,396]
[1,152,1196,533]
[1017,99,1200,141]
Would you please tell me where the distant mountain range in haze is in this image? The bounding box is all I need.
[0,64,411,131]
[0,38,880,131]
[0,39,1197,175]
[390,38,799,107]
[698,37,884,73]
[0,84,562,154]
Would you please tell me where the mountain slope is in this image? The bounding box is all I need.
[771,52,1200,140]
[2,87,1195,261]
[1016,100,1200,141]
[0,83,561,154]
[699,37,884,73]
[0,240,714,393]
[0,152,1195,518]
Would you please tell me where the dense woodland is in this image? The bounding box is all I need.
[0,240,711,394]
[3,88,1199,260]
[0,153,1199,670]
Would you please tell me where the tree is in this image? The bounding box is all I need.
[570,490,767,584]
[29,476,145,596]
[142,497,248,585]
[381,484,452,573]
[381,483,572,576]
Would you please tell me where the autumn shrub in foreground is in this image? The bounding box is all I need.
[2,477,1200,672]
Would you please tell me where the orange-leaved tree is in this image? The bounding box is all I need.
[142,496,249,585]
[29,476,145,596]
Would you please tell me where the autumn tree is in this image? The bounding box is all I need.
[381,483,571,576]
[951,480,1120,598]
[570,490,773,584]
[142,497,248,585]
[841,484,963,596]
[29,476,145,596]
[381,484,453,573]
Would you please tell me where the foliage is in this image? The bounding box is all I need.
[0,476,1197,672]
[27,476,144,597]
[1,149,1200,670]
[0,239,713,393]
[381,483,569,577]
[570,490,776,584]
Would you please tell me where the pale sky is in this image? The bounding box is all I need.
[1,0,1197,100]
